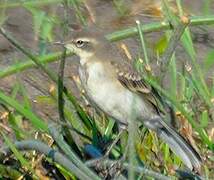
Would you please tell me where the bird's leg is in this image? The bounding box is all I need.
[105,120,138,178]
[109,117,138,178]
[108,131,129,178]
[89,128,125,167]
[103,128,125,159]
[85,127,127,178]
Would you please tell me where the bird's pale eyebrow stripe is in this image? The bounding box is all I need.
[76,37,98,44]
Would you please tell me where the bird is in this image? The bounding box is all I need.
[64,29,202,171]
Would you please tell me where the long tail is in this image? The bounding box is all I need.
[154,118,202,171]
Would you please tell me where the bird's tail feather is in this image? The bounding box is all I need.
[157,119,201,171]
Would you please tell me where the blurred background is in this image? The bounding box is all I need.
[0,0,214,179]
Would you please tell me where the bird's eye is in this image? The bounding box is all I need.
[76,40,84,48]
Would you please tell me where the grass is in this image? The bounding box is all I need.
[0,0,214,179]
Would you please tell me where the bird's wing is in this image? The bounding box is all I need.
[110,60,163,114]
[117,70,152,93]
[111,60,152,94]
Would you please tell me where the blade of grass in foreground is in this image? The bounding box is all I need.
[49,124,101,180]
[142,76,214,150]
[0,164,22,179]
[175,0,211,106]
[2,133,35,176]
[0,90,48,132]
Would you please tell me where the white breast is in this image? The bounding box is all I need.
[79,62,151,124]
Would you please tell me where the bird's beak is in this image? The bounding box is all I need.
[64,43,75,52]
[53,41,65,46]
[53,40,75,53]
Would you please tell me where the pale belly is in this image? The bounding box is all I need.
[79,63,152,124]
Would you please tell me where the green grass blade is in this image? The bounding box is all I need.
[0,52,69,79]
[143,76,214,149]
[0,164,22,179]
[0,90,48,132]
[2,133,32,172]
[0,0,62,8]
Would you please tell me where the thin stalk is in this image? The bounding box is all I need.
[69,0,86,25]
[106,15,214,41]
[136,20,150,67]
[0,52,70,79]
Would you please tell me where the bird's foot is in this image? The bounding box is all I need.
[107,152,128,178]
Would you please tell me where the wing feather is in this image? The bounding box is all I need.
[111,60,165,115]
[117,70,152,93]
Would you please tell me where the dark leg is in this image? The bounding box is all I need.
[103,128,125,159]
[87,128,125,166]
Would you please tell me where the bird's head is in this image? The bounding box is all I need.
[65,30,109,62]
